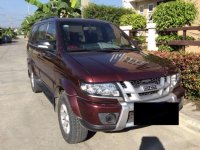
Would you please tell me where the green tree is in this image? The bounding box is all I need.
[25,0,80,18]
[21,0,81,36]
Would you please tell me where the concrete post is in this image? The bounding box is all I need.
[147,23,158,51]
[120,26,132,36]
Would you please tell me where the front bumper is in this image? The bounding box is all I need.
[77,86,185,131]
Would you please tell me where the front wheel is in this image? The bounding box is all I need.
[58,92,88,144]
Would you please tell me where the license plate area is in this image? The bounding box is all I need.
[134,102,179,125]
[143,84,158,92]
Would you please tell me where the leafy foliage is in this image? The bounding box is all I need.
[21,0,81,36]
[152,51,200,101]
[83,3,134,25]
[152,0,198,51]
[153,0,197,30]
[134,36,146,44]
[21,11,51,36]
[119,14,146,29]
[156,33,195,43]
[25,0,43,8]
[156,33,195,51]
[119,13,147,46]
[0,28,17,39]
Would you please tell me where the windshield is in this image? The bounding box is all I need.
[61,21,137,52]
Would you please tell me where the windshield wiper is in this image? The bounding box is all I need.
[67,49,93,52]
[100,47,136,52]
[67,48,137,53]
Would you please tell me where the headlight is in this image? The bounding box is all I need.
[80,83,120,97]
[171,73,181,88]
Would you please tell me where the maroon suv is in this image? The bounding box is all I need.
[27,18,185,144]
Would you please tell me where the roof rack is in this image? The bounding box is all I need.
[40,16,59,21]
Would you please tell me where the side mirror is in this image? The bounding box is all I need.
[37,41,54,51]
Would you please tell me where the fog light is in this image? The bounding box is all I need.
[98,113,119,125]
[105,113,116,123]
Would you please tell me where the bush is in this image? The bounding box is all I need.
[119,14,147,29]
[156,33,195,43]
[152,0,198,51]
[83,3,134,25]
[0,28,17,39]
[156,33,195,51]
[153,0,197,30]
[152,51,200,100]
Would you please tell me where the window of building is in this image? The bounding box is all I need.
[148,4,154,12]
[139,5,144,15]
[147,4,154,22]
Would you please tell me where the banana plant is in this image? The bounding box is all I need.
[22,0,81,36]
[25,0,79,13]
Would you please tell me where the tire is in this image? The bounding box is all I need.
[58,92,88,144]
[30,71,42,93]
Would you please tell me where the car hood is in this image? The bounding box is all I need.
[70,51,177,82]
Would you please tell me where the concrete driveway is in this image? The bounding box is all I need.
[0,38,200,150]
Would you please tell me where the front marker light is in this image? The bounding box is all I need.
[80,83,120,97]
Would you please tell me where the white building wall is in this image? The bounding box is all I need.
[122,0,133,8]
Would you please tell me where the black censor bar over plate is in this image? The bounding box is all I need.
[134,102,179,125]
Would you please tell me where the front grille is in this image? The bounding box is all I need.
[131,78,160,88]
[120,81,127,88]
[118,76,171,102]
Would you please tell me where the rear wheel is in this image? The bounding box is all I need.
[58,92,88,144]
[30,71,42,93]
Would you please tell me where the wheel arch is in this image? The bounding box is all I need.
[54,78,81,117]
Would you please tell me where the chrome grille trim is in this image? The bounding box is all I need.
[117,76,171,102]
[131,77,160,88]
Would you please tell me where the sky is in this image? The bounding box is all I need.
[0,0,122,28]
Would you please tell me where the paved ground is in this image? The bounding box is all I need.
[0,38,200,150]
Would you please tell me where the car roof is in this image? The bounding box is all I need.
[33,17,110,26]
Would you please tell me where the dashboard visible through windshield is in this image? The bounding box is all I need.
[61,21,137,52]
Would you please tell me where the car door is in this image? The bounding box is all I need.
[33,23,48,82]
[27,24,41,77]
[36,22,57,91]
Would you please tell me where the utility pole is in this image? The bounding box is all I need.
[27,3,30,15]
